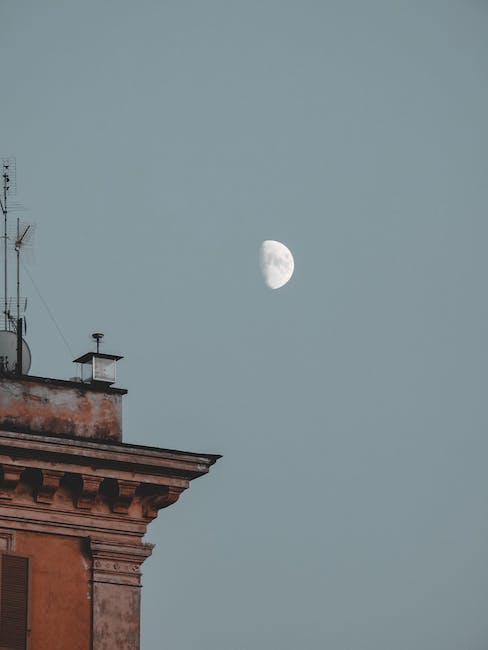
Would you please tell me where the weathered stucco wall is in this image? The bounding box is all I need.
[93,582,141,650]
[14,531,92,650]
[0,376,123,441]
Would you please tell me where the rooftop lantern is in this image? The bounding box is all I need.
[73,332,123,386]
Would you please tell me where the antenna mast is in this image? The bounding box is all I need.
[1,163,9,329]
[0,158,16,331]
[15,219,31,323]
[0,158,32,376]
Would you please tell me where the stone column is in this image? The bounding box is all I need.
[89,539,154,650]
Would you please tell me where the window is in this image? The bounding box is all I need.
[0,554,29,650]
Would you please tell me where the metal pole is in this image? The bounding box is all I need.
[16,217,20,324]
[3,168,7,330]
[16,317,22,375]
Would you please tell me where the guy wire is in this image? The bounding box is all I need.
[21,260,75,358]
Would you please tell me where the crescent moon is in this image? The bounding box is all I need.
[259,240,295,289]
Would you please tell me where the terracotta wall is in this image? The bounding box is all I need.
[0,376,123,441]
[14,531,91,650]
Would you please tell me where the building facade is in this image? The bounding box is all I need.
[0,373,219,649]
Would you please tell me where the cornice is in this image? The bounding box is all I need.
[0,429,219,540]
[0,429,220,480]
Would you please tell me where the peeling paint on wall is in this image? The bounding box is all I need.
[0,377,124,441]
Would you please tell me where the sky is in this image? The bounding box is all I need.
[2,1,488,648]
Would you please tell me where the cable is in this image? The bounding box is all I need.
[21,260,75,358]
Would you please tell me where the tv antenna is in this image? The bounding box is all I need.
[14,219,34,323]
[0,158,31,375]
[0,158,16,330]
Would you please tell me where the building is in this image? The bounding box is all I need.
[0,352,220,649]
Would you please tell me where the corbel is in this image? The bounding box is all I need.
[112,479,139,514]
[76,474,102,510]
[0,463,25,500]
[35,469,64,504]
[142,485,184,519]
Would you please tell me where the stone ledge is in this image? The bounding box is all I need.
[0,429,220,479]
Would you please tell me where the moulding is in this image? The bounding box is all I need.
[89,538,154,586]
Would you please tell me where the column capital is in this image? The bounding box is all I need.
[89,538,154,587]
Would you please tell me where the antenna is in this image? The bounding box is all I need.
[15,219,33,322]
[0,158,31,376]
[0,157,16,330]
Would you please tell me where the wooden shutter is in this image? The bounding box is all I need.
[0,554,29,650]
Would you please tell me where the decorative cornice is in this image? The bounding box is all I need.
[89,538,154,586]
[0,463,184,522]
[0,428,220,545]
[0,429,220,481]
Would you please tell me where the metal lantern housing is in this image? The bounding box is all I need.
[73,352,123,386]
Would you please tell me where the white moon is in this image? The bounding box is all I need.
[259,240,295,289]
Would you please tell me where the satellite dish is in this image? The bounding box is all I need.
[0,330,31,374]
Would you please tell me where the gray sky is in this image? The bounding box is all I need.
[2,1,488,648]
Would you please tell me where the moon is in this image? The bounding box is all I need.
[259,240,295,289]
